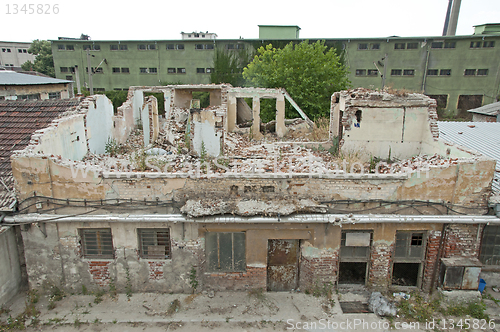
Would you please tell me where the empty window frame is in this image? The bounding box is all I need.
[138,229,171,259]
[367,69,379,76]
[444,41,456,49]
[392,231,426,287]
[80,229,114,259]
[48,92,61,99]
[355,69,366,76]
[440,69,451,76]
[406,42,418,49]
[470,41,482,49]
[431,41,444,49]
[464,69,476,76]
[427,69,439,76]
[206,232,246,272]
[457,95,483,110]
[394,43,405,50]
[391,69,402,76]
[340,231,372,261]
[477,69,489,76]
[83,44,100,51]
[483,41,495,48]
[426,95,448,109]
[480,225,500,265]
[358,43,368,50]
[403,69,415,76]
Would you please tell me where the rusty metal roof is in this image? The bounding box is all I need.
[0,98,80,210]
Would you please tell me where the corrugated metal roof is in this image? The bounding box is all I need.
[0,71,72,86]
[438,121,500,194]
[467,101,500,116]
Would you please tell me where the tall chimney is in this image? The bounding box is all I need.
[442,0,453,36]
[446,0,462,36]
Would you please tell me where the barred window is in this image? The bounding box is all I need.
[206,232,245,272]
[440,69,451,76]
[367,69,379,76]
[138,229,171,259]
[80,229,114,259]
[119,44,128,51]
[358,43,368,50]
[391,69,402,76]
[394,43,405,50]
[406,42,418,49]
[403,69,415,76]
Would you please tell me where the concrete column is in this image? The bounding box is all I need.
[227,95,237,132]
[252,97,262,139]
[276,95,286,138]
[40,92,49,100]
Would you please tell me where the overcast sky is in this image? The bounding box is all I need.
[2,0,500,42]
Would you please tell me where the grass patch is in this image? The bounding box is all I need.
[167,299,181,315]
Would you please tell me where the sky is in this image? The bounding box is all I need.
[2,0,500,42]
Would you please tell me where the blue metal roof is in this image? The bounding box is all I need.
[438,121,500,194]
[0,70,72,85]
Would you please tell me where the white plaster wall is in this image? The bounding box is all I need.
[0,227,22,305]
[86,95,114,155]
[132,90,144,124]
[35,114,88,160]
[142,102,151,147]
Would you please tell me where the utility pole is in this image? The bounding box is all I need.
[86,49,93,95]
[381,54,387,89]
[74,65,81,95]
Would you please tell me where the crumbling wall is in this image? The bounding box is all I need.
[332,89,439,160]
[191,108,224,157]
[86,94,115,154]
[20,221,200,293]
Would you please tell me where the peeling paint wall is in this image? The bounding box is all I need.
[0,83,73,100]
[86,95,114,154]
[0,226,23,304]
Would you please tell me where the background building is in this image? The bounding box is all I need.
[51,24,500,114]
[0,41,34,71]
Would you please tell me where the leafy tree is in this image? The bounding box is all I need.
[210,48,253,87]
[21,40,55,77]
[243,40,350,121]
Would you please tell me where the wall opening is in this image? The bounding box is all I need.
[392,263,419,286]
[338,262,367,284]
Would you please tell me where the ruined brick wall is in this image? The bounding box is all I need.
[368,242,394,289]
[203,266,266,291]
[442,223,484,259]
[422,229,442,292]
[300,249,338,291]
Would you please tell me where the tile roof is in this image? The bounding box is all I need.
[0,98,80,210]
[438,121,500,194]
[467,101,500,117]
[0,70,72,86]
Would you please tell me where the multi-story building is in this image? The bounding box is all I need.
[51,24,500,113]
[0,41,35,70]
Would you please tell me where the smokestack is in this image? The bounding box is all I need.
[446,0,462,36]
[442,0,453,36]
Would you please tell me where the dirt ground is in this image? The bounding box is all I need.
[2,287,499,332]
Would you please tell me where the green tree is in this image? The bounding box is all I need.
[210,48,253,87]
[243,40,350,120]
[21,40,55,77]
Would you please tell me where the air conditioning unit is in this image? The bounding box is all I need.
[440,257,482,290]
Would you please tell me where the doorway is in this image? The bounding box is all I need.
[267,239,299,291]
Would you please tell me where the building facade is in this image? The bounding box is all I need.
[5,86,498,294]
[0,41,34,70]
[51,24,500,114]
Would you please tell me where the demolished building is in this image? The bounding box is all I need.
[4,85,499,295]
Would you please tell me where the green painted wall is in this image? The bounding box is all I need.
[52,33,500,114]
[258,25,300,39]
